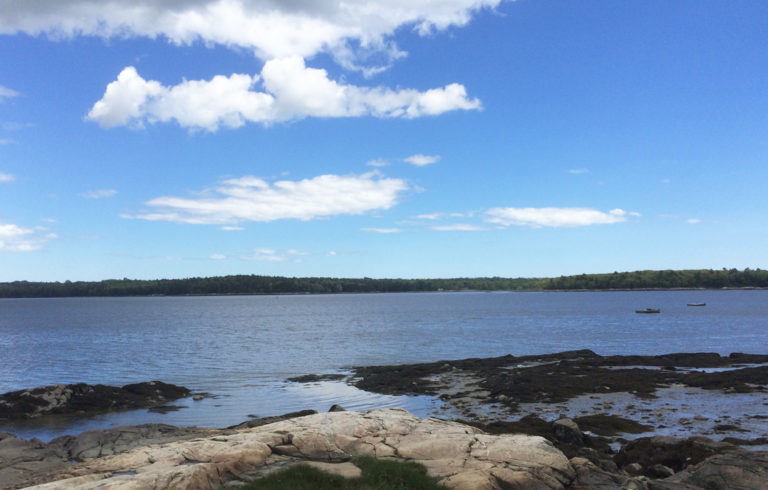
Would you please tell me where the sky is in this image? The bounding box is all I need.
[0,0,767,282]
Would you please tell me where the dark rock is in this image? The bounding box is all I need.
[615,435,740,474]
[147,405,186,413]
[286,373,346,383]
[0,381,191,420]
[226,409,317,430]
[574,414,653,436]
[328,404,346,412]
[647,463,675,478]
[553,418,583,445]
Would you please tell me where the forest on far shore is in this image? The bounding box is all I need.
[0,268,766,298]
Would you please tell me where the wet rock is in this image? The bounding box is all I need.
[0,381,191,420]
[328,404,346,412]
[574,414,653,436]
[615,435,740,474]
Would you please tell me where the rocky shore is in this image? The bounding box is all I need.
[2,350,768,489]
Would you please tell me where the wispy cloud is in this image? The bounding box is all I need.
[366,159,390,167]
[210,253,226,260]
[687,218,702,224]
[484,207,638,228]
[81,189,118,199]
[0,172,14,183]
[404,154,440,166]
[247,248,308,262]
[431,223,485,231]
[362,227,403,233]
[0,138,15,145]
[0,222,56,252]
[87,61,480,131]
[0,85,19,101]
[126,172,409,225]
[568,168,589,175]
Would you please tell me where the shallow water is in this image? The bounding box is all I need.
[1,290,766,441]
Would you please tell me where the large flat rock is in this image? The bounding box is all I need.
[23,408,576,489]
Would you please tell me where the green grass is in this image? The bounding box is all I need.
[239,457,447,490]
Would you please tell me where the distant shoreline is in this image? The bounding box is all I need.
[1,268,767,298]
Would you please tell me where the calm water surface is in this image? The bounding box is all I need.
[1,290,766,440]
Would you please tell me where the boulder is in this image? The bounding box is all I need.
[552,418,583,446]
[663,451,768,490]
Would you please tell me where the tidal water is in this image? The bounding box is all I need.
[1,290,766,441]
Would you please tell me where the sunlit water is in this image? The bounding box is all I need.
[1,290,766,441]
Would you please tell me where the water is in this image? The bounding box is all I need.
[1,290,766,441]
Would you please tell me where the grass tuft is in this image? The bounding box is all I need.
[239,456,446,490]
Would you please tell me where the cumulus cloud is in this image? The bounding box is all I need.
[0,0,500,72]
[126,171,408,225]
[87,60,480,130]
[484,207,636,228]
[404,154,440,166]
[0,172,14,183]
[81,189,118,199]
[0,85,19,101]
[248,248,308,262]
[0,223,56,251]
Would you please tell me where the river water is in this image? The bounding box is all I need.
[1,290,766,441]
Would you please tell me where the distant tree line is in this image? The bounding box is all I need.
[0,269,765,298]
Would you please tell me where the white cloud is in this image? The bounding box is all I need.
[0,1,501,73]
[431,223,484,231]
[362,227,403,233]
[327,250,337,256]
[404,154,440,166]
[210,253,226,260]
[0,172,14,183]
[81,189,118,199]
[220,225,244,231]
[568,168,588,175]
[248,248,308,262]
[0,85,19,101]
[687,218,702,224]
[127,171,408,225]
[484,207,634,228]
[0,138,15,145]
[0,222,56,252]
[87,60,480,130]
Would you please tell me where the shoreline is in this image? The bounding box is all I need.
[3,350,768,488]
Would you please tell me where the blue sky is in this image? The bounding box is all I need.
[1,0,767,281]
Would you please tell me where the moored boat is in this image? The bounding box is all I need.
[635,308,661,314]
[687,303,706,306]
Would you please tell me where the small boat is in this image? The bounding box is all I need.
[635,308,661,314]
[687,303,706,307]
